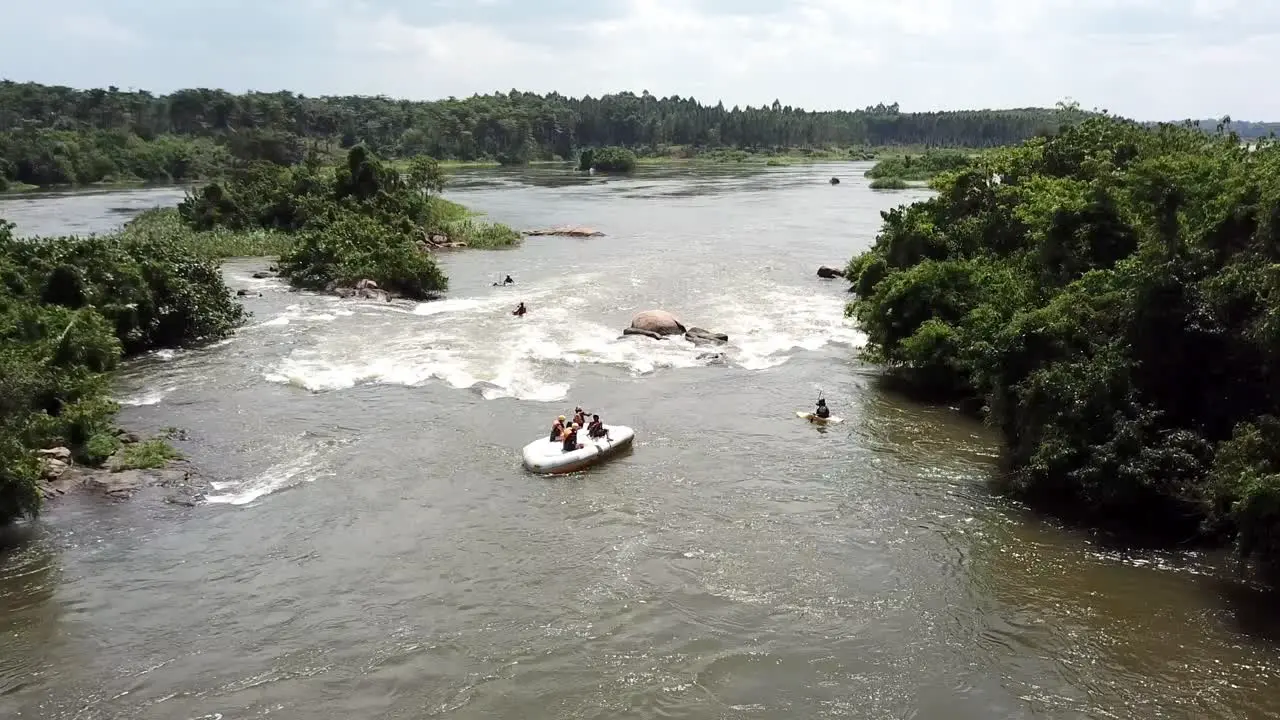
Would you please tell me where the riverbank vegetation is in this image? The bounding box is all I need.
[846,114,1280,575]
[864,149,977,184]
[178,145,518,299]
[1,81,1102,189]
[0,215,245,523]
[868,177,911,190]
[579,146,637,172]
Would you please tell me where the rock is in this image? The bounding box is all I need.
[629,310,686,336]
[685,327,729,345]
[335,284,392,302]
[817,265,846,279]
[41,458,70,480]
[84,469,146,497]
[523,226,605,238]
[354,278,379,290]
[117,432,141,444]
[697,352,726,364]
[829,177,840,185]
[622,327,665,341]
[251,271,273,279]
[236,289,251,296]
[38,447,71,462]
[430,234,449,245]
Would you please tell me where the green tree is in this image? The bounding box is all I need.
[846,114,1280,574]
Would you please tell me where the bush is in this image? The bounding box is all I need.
[280,212,448,299]
[869,176,910,190]
[0,214,246,523]
[865,150,974,181]
[179,145,517,296]
[847,115,1280,571]
[584,146,637,173]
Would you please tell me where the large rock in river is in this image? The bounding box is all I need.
[817,265,846,279]
[629,310,686,336]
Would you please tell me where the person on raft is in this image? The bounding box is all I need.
[561,422,584,452]
[587,414,610,440]
[513,302,527,317]
[571,406,588,427]
[550,415,567,442]
[814,398,831,419]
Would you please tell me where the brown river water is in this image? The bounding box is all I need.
[1,164,1278,719]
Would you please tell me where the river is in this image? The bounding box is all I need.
[2,165,1279,719]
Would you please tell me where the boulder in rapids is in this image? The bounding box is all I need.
[628,310,686,336]
[622,327,665,341]
[817,265,845,279]
[685,327,729,345]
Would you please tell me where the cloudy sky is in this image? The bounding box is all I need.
[1,0,1276,120]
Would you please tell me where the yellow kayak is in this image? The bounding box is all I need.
[796,410,844,425]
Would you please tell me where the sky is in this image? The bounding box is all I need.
[1,0,1278,120]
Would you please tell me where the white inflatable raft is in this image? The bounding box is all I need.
[796,410,844,425]
[521,425,636,475]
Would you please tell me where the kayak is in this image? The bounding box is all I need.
[521,425,636,474]
[796,410,844,425]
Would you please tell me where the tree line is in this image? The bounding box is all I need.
[846,115,1280,576]
[0,81,1093,188]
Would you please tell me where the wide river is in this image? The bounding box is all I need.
[2,164,1279,719]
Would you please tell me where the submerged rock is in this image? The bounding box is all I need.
[817,265,846,279]
[523,226,605,238]
[622,327,665,341]
[685,327,729,345]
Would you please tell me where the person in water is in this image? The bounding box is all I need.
[587,414,609,440]
[513,302,527,317]
[561,422,584,452]
[505,275,514,284]
[814,398,831,419]
[550,415,567,442]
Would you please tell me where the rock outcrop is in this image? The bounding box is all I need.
[622,327,665,341]
[629,310,686,336]
[622,311,730,345]
[817,265,846,279]
[417,232,468,252]
[37,435,210,507]
[328,278,391,302]
[685,327,729,345]
[829,177,840,185]
[523,226,605,238]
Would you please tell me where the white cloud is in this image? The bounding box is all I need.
[2,0,1278,120]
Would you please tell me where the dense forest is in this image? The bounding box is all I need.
[846,115,1280,574]
[0,80,1085,188]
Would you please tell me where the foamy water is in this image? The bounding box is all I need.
[256,273,865,402]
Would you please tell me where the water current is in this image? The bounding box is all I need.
[2,164,1279,719]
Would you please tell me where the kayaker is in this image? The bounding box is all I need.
[550,415,566,442]
[504,274,514,285]
[587,414,609,440]
[815,398,831,419]
[513,302,527,317]
[561,422,584,452]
